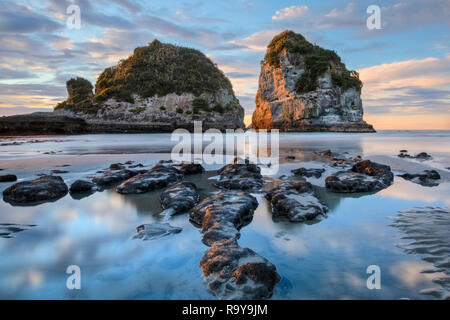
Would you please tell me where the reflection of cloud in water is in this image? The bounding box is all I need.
[390,261,442,288]
[379,178,450,206]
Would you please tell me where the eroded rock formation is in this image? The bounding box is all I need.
[251,30,374,132]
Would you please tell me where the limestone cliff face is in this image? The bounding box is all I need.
[54,40,244,132]
[251,31,374,132]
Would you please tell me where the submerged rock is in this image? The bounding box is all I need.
[160,181,199,217]
[215,163,265,191]
[0,174,17,182]
[0,223,36,238]
[398,170,441,187]
[116,164,183,194]
[398,151,433,160]
[265,181,327,222]
[51,169,68,174]
[109,163,125,170]
[190,191,258,246]
[69,180,97,193]
[325,160,393,193]
[179,163,205,175]
[313,149,362,167]
[415,152,432,160]
[200,239,280,299]
[291,167,325,178]
[251,30,374,132]
[133,223,182,241]
[92,169,139,186]
[3,175,68,204]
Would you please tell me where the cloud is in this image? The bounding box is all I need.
[0,68,36,80]
[230,29,282,52]
[272,5,309,21]
[0,3,62,33]
[47,0,135,30]
[359,55,450,116]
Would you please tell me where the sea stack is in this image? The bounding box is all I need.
[251,30,374,132]
[53,40,244,132]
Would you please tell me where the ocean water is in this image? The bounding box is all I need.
[0,131,449,299]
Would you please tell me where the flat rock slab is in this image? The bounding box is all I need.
[265,181,327,222]
[291,167,325,178]
[160,181,199,216]
[190,191,258,246]
[200,239,280,299]
[3,175,68,204]
[215,163,265,191]
[0,174,17,182]
[133,223,182,241]
[398,170,440,187]
[0,223,36,238]
[92,169,139,186]
[116,164,183,194]
[325,160,393,193]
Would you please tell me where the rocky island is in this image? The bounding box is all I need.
[251,30,375,132]
[0,40,245,134]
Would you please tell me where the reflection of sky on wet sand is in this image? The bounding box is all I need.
[0,131,449,299]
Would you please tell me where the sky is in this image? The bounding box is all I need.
[0,0,449,130]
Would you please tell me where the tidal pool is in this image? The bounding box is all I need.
[0,131,449,299]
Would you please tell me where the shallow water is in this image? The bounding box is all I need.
[0,131,449,299]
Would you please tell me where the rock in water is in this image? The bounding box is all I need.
[69,180,97,193]
[398,170,441,187]
[133,223,182,241]
[291,167,325,178]
[0,174,17,182]
[179,163,205,175]
[200,239,280,299]
[92,169,139,186]
[3,175,68,204]
[116,164,183,194]
[53,40,245,132]
[215,163,265,191]
[160,181,199,216]
[265,181,327,222]
[325,160,393,193]
[190,191,258,246]
[251,30,374,132]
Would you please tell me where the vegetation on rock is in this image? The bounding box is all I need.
[94,40,234,103]
[264,30,362,94]
[54,77,98,114]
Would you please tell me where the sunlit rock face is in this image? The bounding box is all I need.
[251,30,375,132]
